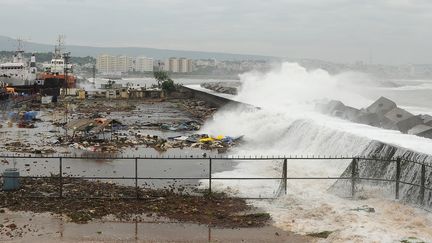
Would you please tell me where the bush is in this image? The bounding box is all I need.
[161,79,176,93]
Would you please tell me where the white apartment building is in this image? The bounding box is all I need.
[135,57,154,72]
[165,57,193,73]
[116,56,134,73]
[167,57,179,73]
[179,58,188,73]
[97,55,193,74]
[96,54,134,73]
[96,54,116,73]
[187,59,193,72]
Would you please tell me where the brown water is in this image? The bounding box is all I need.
[1,210,311,242]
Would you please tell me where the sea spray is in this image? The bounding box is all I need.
[236,62,373,109]
[200,62,432,241]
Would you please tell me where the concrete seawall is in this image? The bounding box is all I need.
[179,86,257,110]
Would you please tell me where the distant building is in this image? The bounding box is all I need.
[97,55,154,73]
[135,57,154,72]
[179,58,188,73]
[96,54,116,73]
[116,56,134,73]
[187,59,193,72]
[96,54,133,73]
[195,59,217,67]
[97,55,193,74]
[165,57,193,73]
[167,57,179,72]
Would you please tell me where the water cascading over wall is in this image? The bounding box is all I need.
[330,141,432,207]
[239,116,432,207]
[195,77,432,207]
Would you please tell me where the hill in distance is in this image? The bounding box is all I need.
[0,35,275,61]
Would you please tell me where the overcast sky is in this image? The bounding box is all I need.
[1,0,431,64]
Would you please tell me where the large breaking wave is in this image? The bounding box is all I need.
[201,62,432,242]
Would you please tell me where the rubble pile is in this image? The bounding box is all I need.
[317,96,432,139]
[0,177,271,227]
[68,133,242,153]
[133,133,242,152]
[5,111,39,129]
[4,141,56,154]
[1,96,231,155]
[160,120,201,131]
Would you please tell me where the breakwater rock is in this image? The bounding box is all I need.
[316,96,432,139]
[200,81,241,95]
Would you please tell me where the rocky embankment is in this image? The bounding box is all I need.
[200,82,241,95]
[317,96,432,139]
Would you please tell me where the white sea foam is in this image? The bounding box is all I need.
[200,62,432,242]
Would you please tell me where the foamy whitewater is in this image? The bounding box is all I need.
[200,63,432,242]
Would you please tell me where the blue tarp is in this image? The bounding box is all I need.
[8,112,18,120]
[23,111,37,121]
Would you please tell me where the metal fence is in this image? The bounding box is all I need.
[0,154,431,204]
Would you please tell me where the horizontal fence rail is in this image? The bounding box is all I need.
[0,155,430,204]
[0,154,402,160]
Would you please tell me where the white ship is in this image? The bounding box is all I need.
[0,39,37,86]
[38,35,77,88]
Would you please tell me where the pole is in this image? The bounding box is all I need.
[395,157,401,200]
[351,158,357,198]
[209,158,212,194]
[59,157,63,198]
[420,164,426,204]
[135,158,138,199]
[283,158,287,195]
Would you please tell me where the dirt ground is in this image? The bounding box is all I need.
[1,177,269,225]
[0,178,313,242]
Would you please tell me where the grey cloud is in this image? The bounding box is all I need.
[0,0,430,64]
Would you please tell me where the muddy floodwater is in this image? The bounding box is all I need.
[4,153,235,191]
[1,210,310,242]
[0,99,236,190]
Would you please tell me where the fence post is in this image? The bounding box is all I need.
[351,158,357,198]
[283,158,287,195]
[420,164,426,204]
[209,158,212,194]
[395,157,401,200]
[59,157,63,198]
[135,158,139,199]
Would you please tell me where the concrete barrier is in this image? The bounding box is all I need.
[179,86,258,111]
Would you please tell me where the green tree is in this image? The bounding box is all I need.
[153,71,169,88]
[161,79,176,93]
[153,70,178,93]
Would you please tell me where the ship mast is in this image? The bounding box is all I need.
[14,38,25,63]
[54,35,65,59]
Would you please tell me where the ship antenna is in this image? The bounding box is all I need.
[17,38,24,52]
[14,38,26,62]
[54,34,66,59]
